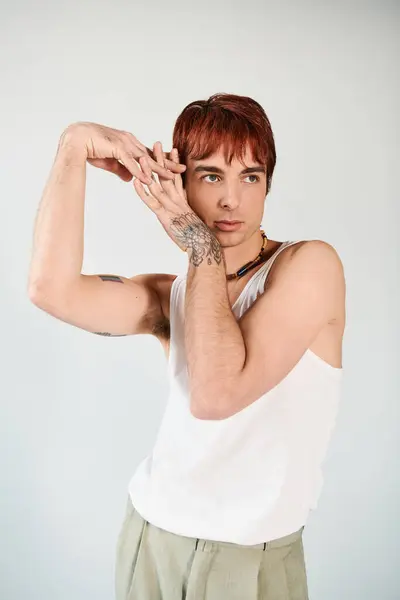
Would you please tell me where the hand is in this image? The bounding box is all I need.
[133,141,220,261]
[58,122,186,184]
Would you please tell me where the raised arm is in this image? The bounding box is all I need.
[28,122,182,338]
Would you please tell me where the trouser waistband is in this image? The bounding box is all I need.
[193,525,305,552]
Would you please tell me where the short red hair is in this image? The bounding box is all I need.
[172,92,276,194]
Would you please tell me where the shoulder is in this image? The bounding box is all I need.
[285,238,342,260]
[271,239,344,278]
[266,240,345,310]
[254,239,346,328]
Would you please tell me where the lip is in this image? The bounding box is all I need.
[215,221,242,231]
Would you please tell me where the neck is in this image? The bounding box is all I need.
[219,229,265,275]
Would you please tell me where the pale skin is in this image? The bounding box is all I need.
[29,124,345,421]
[134,141,346,420]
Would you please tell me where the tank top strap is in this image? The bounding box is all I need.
[174,240,305,312]
[255,240,305,294]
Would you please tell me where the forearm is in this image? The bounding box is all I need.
[28,133,87,298]
[184,240,246,416]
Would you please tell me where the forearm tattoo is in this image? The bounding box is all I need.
[170,213,222,267]
[94,275,127,337]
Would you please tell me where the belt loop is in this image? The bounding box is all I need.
[195,538,199,550]
[263,542,266,551]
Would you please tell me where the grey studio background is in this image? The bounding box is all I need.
[1,1,399,599]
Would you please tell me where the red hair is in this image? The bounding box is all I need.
[172,92,276,194]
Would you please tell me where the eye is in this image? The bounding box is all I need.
[201,174,261,183]
[201,174,220,183]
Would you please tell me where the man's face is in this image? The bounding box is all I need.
[183,143,267,244]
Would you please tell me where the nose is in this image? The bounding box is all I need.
[218,182,241,210]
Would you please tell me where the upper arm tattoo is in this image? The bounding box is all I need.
[93,274,128,337]
[98,275,124,283]
[93,331,127,337]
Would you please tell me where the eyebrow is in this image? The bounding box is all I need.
[193,165,266,175]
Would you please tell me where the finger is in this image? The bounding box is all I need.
[139,158,167,201]
[138,155,155,185]
[140,156,176,200]
[146,154,176,180]
[151,142,177,195]
[133,178,162,212]
[139,157,179,208]
[153,141,165,171]
[148,141,174,181]
[127,134,172,176]
[119,149,152,184]
[164,156,187,173]
[170,148,185,196]
[145,146,186,173]
[169,147,180,185]
[153,141,176,182]
[144,144,186,174]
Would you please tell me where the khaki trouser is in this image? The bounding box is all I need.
[115,495,309,600]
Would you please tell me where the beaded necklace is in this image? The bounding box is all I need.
[226,229,268,281]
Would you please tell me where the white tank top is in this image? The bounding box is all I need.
[128,240,343,544]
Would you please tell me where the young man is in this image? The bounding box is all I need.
[28,93,346,599]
